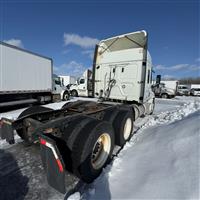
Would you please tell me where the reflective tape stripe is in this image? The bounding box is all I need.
[40,138,64,172]
[45,141,58,159]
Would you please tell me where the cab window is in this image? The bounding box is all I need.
[147,69,150,83]
[79,79,85,84]
[54,78,61,86]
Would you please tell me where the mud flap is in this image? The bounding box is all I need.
[0,118,15,144]
[40,136,66,194]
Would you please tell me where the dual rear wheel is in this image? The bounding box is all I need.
[112,110,134,146]
[69,110,134,183]
[70,119,114,183]
[17,105,134,183]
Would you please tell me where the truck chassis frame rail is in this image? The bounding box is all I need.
[0,100,137,193]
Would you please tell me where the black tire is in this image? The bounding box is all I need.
[102,108,118,123]
[161,93,168,99]
[60,116,94,172]
[71,120,115,183]
[63,90,70,101]
[113,110,134,147]
[16,106,53,141]
[71,90,78,97]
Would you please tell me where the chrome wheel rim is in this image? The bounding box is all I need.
[91,133,111,170]
[123,118,132,140]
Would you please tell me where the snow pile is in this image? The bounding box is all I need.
[145,100,200,127]
[0,97,199,199]
[67,192,81,200]
[77,100,200,200]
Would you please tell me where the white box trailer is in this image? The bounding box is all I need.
[0,42,52,92]
[160,80,178,92]
[191,84,200,89]
[0,42,68,107]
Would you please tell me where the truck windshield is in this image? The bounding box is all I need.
[160,83,165,87]
[79,79,85,84]
[179,86,188,89]
[77,78,85,84]
[54,77,61,86]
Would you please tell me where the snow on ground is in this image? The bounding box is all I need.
[0,96,200,200]
[81,110,199,200]
[71,97,200,200]
[0,135,21,150]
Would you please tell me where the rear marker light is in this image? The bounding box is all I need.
[40,138,46,145]
[40,138,64,173]
[56,159,64,172]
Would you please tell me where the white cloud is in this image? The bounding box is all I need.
[154,64,200,72]
[154,65,167,70]
[82,50,94,59]
[53,65,59,72]
[195,57,200,62]
[64,33,99,49]
[62,49,71,55]
[3,39,24,48]
[162,74,176,80]
[170,64,189,70]
[54,60,90,76]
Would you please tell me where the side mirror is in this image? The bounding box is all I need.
[156,75,161,84]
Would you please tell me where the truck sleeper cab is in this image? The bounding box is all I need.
[0,30,155,194]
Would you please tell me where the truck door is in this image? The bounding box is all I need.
[143,63,153,102]
[117,62,141,101]
[94,64,110,97]
[77,78,88,96]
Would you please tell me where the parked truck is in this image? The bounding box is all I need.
[0,42,69,107]
[161,80,178,93]
[0,30,155,194]
[59,75,76,87]
[69,69,93,97]
[177,84,190,96]
[152,83,177,98]
[152,76,177,98]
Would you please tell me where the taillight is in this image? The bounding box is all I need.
[40,138,64,172]
[40,138,46,145]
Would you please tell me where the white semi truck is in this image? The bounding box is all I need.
[69,69,93,97]
[0,42,69,107]
[0,30,155,193]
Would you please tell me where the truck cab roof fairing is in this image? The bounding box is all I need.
[98,30,147,54]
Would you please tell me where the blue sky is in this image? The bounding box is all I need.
[0,0,199,79]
